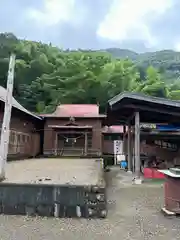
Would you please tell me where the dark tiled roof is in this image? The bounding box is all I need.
[108,92,180,108]
[0,86,41,120]
[107,92,180,124]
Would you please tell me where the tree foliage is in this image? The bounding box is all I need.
[0,33,180,114]
[106,48,180,83]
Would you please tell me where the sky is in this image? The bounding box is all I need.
[0,0,180,52]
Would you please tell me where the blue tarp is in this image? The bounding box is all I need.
[156,125,180,131]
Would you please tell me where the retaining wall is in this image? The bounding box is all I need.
[0,183,107,218]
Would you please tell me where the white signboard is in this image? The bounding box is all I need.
[114,140,124,165]
[140,123,156,129]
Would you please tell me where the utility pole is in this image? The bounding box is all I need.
[0,54,16,180]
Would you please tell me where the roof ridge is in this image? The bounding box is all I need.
[0,85,41,120]
[109,91,180,108]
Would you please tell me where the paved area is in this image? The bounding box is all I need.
[4,158,103,185]
[1,167,180,239]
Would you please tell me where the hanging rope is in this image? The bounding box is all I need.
[60,133,85,143]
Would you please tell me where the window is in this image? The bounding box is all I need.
[111,135,121,141]
[154,140,177,151]
[22,134,25,143]
[27,135,30,143]
[7,130,31,155]
[104,135,111,140]
[17,134,21,143]
[104,135,122,141]
[12,132,15,143]
[87,133,92,148]
[11,132,13,143]
[162,141,167,148]
[9,131,16,144]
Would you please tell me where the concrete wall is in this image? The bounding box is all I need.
[0,183,106,218]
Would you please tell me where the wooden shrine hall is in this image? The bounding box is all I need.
[40,104,105,157]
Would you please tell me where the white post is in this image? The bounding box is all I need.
[113,140,117,165]
[0,54,16,180]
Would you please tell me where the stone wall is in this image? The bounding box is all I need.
[0,183,107,218]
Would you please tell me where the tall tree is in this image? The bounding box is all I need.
[0,33,180,114]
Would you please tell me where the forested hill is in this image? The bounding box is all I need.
[0,33,180,114]
[105,48,180,82]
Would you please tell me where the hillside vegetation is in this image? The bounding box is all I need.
[0,33,180,114]
[106,48,180,82]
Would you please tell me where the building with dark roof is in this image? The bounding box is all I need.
[107,91,180,175]
[3,84,180,166]
[0,86,122,159]
[0,86,42,159]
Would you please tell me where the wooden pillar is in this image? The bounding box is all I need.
[131,130,134,171]
[92,121,102,155]
[54,132,58,156]
[132,136,135,173]
[43,127,53,155]
[84,132,88,155]
[127,124,132,172]
[123,125,126,154]
[135,111,141,180]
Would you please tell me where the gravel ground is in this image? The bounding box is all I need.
[4,158,103,185]
[1,167,180,239]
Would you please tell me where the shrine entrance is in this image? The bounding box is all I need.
[55,127,92,156]
[62,133,84,149]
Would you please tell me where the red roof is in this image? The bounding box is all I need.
[40,104,106,118]
[102,125,127,133]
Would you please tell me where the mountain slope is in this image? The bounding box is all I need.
[105,48,180,82]
[104,48,138,60]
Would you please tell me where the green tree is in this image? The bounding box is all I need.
[0,32,180,114]
[134,66,169,98]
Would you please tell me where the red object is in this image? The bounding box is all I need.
[153,169,165,179]
[144,168,165,179]
[40,104,106,118]
[144,168,153,178]
[164,176,180,212]
[102,125,129,134]
[55,104,99,116]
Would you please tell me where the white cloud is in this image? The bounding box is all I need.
[174,41,180,51]
[97,0,174,48]
[26,0,75,27]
